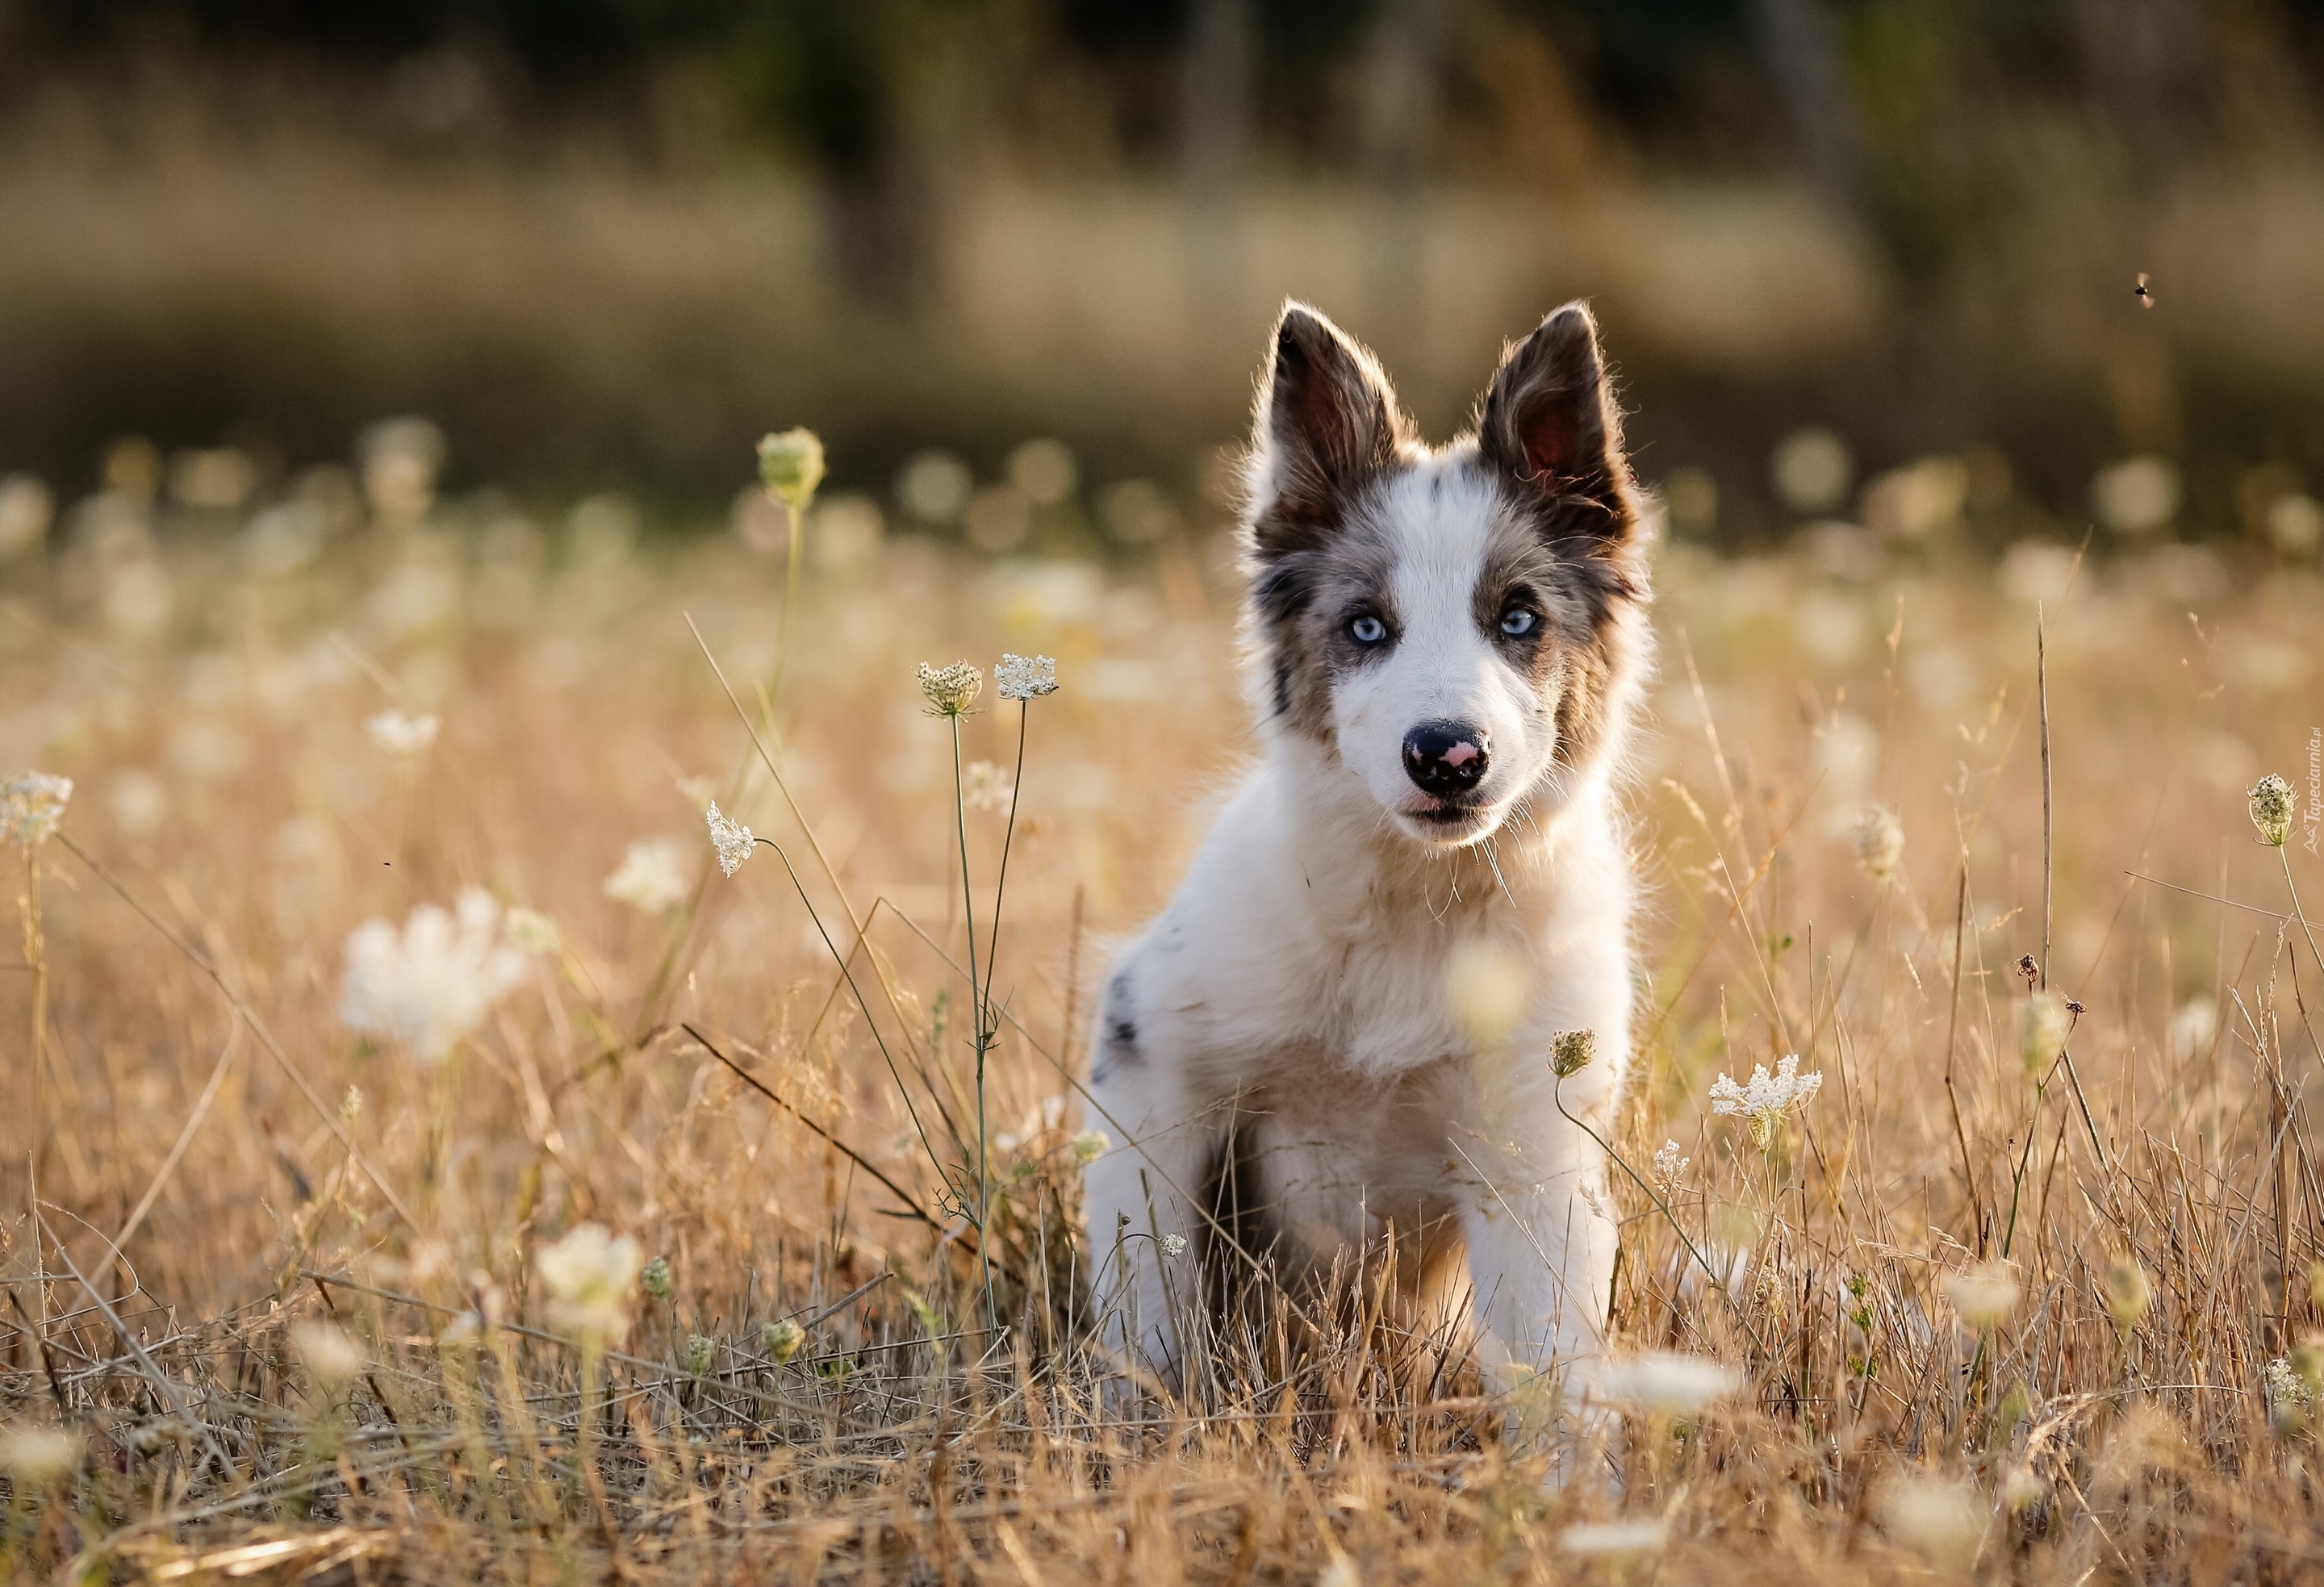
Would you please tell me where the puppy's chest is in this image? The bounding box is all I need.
[1206,917,1561,1088]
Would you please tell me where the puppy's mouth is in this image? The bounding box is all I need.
[1396,794,1499,842]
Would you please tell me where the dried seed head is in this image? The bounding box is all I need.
[2251,773,2296,847]
[756,428,826,511]
[2016,953,2039,984]
[917,661,982,717]
[1550,1029,1597,1078]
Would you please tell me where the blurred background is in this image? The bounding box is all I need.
[0,0,2321,557]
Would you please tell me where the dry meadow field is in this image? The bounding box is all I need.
[3,428,2324,1584]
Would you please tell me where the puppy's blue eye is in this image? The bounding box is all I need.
[1500,608,1536,637]
[1348,614,1388,645]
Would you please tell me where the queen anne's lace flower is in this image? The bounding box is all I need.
[536,1223,644,1343]
[1652,1139,1690,1188]
[961,761,1014,812]
[1851,804,1904,881]
[0,771,71,847]
[2266,1355,2319,1432]
[1160,1233,1189,1258]
[339,889,529,1061]
[1071,1129,1110,1164]
[366,709,439,757]
[1708,1054,1824,1147]
[1580,1351,1744,1415]
[995,652,1058,700]
[2251,773,2296,847]
[502,908,559,955]
[705,802,754,876]
[604,837,692,913]
[917,661,981,717]
[1557,1520,1669,1557]
[1942,1261,2021,1327]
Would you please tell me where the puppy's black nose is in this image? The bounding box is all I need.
[1402,721,1489,797]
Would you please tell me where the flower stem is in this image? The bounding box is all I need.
[949,716,997,1339]
[766,499,805,709]
[1553,1075,1767,1355]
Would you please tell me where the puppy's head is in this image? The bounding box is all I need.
[1240,301,1651,849]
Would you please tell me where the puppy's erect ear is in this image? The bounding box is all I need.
[1478,303,1637,539]
[1248,303,1407,557]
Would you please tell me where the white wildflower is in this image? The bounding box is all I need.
[706,801,755,876]
[1160,1233,1189,1258]
[995,652,1058,700]
[338,888,529,1061]
[1850,804,1904,881]
[685,1334,716,1376]
[292,1320,364,1384]
[503,908,559,955]
[1071,1129,1110,1164]
[0,1426,81,1483]
[604,837,692,913]
[1707,1053,1824,1148]
[536,1223,645,1344]
[1880,1476,1988,1570]
[2002,1464,2046,1513]
[0,771,72,847]
[1557,1518,1670,1556]
[2268,1351,2322,1431]
[1652,1139,1690,1188]
[962,760,1015,813]
[365,708,440,757]
[1942,1261,2021,1329]
[1580,1351,1745,1417]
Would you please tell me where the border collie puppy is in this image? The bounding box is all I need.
[1084,300,1652,1400]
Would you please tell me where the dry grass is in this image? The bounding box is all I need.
[3,474,2323,1584]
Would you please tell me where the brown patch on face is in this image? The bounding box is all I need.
[1247,482,1405,742]
[1469,466,1649,783]
[1243,302,1416,742]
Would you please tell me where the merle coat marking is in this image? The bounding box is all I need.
[1085,299,1653,1399]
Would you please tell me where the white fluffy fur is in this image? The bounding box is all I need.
[1084,383,1645,1400]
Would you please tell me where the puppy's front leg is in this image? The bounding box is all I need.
[1456,1092,1618,1399]
[1084,1054,1216,1393]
